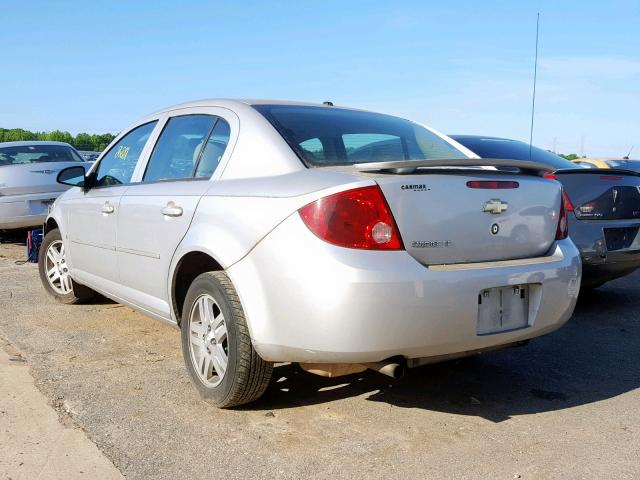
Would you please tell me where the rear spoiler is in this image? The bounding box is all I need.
[354,158,555,175]
[553,167,640,178]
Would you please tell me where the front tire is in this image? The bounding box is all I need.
[180,271,273,408]
[38,228,95,304]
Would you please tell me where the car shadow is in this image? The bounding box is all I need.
[1,229,117,303]
[0,228,30,245]
[251,274,640,422]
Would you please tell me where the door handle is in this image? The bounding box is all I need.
[161,202,183,217]
[101,202,115,214]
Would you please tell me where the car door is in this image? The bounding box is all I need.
[64,121,159,290]
[116,109,235,319]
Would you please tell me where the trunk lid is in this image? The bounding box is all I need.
[553,169,640,221]
[372,171,561,265]
[0,162,91,197]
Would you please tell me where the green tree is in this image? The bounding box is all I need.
[45,130,74,144]
[74,133,93,150]
[0,127,116,151]
[558,153,579,161]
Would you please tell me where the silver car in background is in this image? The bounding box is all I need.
[0,141,92,230]
[39,100,581,407]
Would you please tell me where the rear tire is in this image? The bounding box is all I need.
[38,228,95,304]
[180,271,273,408]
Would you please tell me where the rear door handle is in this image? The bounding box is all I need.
[101,202,115,214]
[161,202,183,217]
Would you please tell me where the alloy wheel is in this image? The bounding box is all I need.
[188,294,229,387]
[44,240,72,295]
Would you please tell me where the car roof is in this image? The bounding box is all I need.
[450,135,515,142]
[0,140,74,148]
[147,98,371,117]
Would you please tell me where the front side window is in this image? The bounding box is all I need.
[0,144,83,166]
[95,121,157,187]
[253,104,466,166]
[144,115,217,183]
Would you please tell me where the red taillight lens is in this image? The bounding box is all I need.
[466,180,519,189]
[543,172,574,212]
[556,188,569,240]
[298,185,404,250]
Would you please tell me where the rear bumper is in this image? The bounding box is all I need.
[228,214,582,363]
[0,192,62,229]
[569,216,640,285]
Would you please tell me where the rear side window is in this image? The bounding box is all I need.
[194,118,231,179]
[144,115,217,183]
[253,104,466,166]
[95,121,157,187]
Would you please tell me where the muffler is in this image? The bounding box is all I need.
[298,360,405,379]
[362,361,405,379]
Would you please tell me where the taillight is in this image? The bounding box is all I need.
[298,185,404,250]
[556,188,569,240]
[543,172,574,212]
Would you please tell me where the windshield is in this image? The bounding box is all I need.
[450,136,576,170]
[253,105,467,166]
[0,144,84,166]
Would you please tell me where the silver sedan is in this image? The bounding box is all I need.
[38,100,581,407]
[0,141,92,230]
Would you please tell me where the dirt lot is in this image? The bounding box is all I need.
[1,232,639,479]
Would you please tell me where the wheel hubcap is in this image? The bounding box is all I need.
[45,240,72,295]
[188,294,228,387]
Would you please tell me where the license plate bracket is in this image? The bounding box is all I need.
[477,285,530,335]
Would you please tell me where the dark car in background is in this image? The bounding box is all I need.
[574,158,640,173]
[78,150,101,162]
[451,135,640,289]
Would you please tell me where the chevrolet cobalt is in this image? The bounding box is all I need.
[39,100,581,407]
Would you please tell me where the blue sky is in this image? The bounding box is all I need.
[2,0,639,157]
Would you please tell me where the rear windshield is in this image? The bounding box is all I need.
[0,144,84,166]
[253,105,467,166]
[605,160,640,172]
[451,136,575,170]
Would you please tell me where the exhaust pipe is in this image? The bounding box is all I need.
[363,361,404,379]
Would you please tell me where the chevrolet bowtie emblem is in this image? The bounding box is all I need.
[483,199,508,214]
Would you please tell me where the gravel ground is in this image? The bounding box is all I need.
[1,231,639,479]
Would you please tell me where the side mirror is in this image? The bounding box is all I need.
[57,165,86,188]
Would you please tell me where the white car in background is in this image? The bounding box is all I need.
[39,99,581,407]
[0,141,92,230]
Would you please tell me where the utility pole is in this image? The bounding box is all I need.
[552,137,557,153]
[580,136,585,158]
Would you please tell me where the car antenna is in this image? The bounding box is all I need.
[623,145,633,160]
[528,13,540,161]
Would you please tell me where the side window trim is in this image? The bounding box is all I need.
[129,114,168,183]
